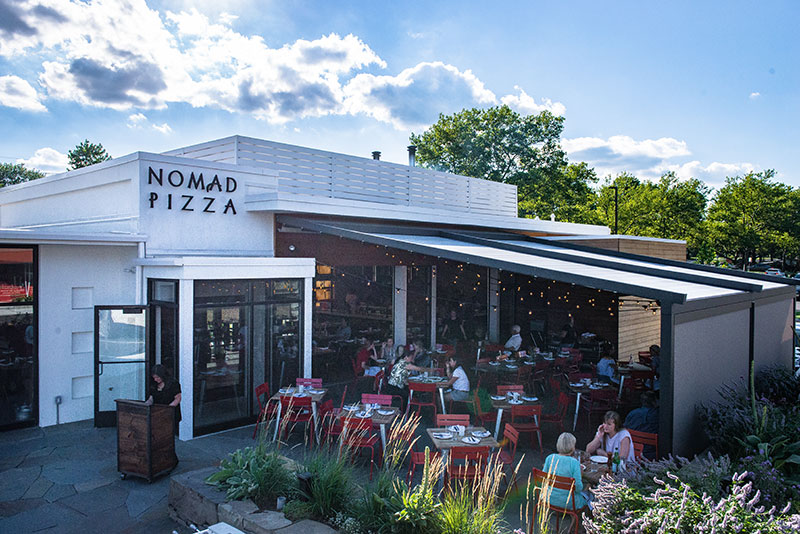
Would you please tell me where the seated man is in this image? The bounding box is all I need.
[624,391,659,434]
[442,355,470,402]
[504,324,522,351]
[596,352,619,384]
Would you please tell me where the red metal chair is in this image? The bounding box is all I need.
[627,429,659,459]
[637,351,653,367]
[296,377,323,388]
[373,369,385,392]
[511,404,543,454]
[579,388,617,428]
[407,381,438,417]
[407,447,441,486]
[529,467,588,534]
[363,392,404,411]
[446,446,489,490]
[496,423,520,490]
[278,395,315,447]
[341,416,381,480]
[633,441,644,461]
[472,390,498,427]
[540,392,572,434]
[252,382,278,438]
[435,414,470,427]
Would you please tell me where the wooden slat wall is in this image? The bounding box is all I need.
[618,296,660,361]
[165,136,518,218]
[558,238,686,261]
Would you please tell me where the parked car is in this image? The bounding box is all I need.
[765,268,784,277]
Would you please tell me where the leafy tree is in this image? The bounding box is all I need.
[706,170,791,267]
[68,140,111,170]
[409,105,596,219]
[0,162,45,188]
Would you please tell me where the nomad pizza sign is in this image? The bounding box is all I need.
[147,166,237,215]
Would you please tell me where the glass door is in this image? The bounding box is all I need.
[94,306,147,427]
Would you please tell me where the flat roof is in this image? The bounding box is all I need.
[278,216,796,305]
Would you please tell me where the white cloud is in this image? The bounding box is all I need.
[16,147,69,173]
[564,134,754,186]
[501,86,566,116]
[0,75,46,112]
[343,62,496,129]
[749,92,761,100]
[152,122,172,134]
[126,112,147,128]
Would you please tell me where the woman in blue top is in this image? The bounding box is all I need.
[542,432,587,510]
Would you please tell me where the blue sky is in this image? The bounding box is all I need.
[1,0,798,189]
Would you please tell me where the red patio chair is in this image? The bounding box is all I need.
[445,446,489,490]
[435,414,470,427]
[497,384,525,395]
[252,382,278,439]
[296,377,323,388]
[510,404,543,454]
[540,392,572,434]
[496,423,520,490]
[407,381,438,417]
[529,467,588,534]
[340,416,380,480]
[579,388,617,428]
[472,390,498,427]
[627,429,659,459]
[278,395,315,447]
[407,447,441,485]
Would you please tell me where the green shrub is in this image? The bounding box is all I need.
[283,499,314,521]
[438,484,507,534]
[390,448,442,534]
[205,443,295,505]
[299,450,355,521]
[349,471,396,534]
[755,366,800,406]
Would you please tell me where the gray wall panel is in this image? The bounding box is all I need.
[754,297,794,372]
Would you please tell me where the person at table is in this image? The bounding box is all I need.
[596,352,619,384]
[625,391,659,434]
[648,344,661,391]
[334,319,351,341]
[380,337,394,361]
[441,310,466,346]
[412,338,432,368]
[542,432,588,510]
[504,324,522,351]
[384,350,433,406]
[442,355,470,402]
[586,410,636,465]
[145,364,181,435]
[559,316,577,348]
[355,338,382,376]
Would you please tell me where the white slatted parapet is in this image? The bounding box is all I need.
[165,135,518,218]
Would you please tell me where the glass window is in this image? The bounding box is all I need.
[0,247,36,429]
[192,279,302,435]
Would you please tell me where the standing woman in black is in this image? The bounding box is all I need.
[145,364,182,435]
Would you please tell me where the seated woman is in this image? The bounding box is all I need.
[442,355,470,402]
[383,350,432,406]
[542,432,587,510]
[585,410,636,465]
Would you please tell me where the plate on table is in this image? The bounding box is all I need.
[543,357,555,361]
[356,411,371,418]
[490,395,505,401]
[377,409,394,416]
[278,388,293,394]
[432,432,453,440]
[524,361,535,365]
[522,396,538,402]
[293,392,308,398]
[590,455,609,464]
[429,376,446,382]
[505,358,517,363]
[343,404,359,411]
[447,425,466,433]
[488,361,500,366]
[308,389,325,395]
[589,384,604,390]
[505,364,518,369]
[471,430,491,438]
[569,383,582,388]
[436,349,448,354]
[461,436,481,444]
[508,399,523,405]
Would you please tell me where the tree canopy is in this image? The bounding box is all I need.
[409,105,596,220]
[68,140,111,170]
[0,163,45,188]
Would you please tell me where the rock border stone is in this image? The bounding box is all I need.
[168,466,337,534]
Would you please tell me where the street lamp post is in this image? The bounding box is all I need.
[610,185,619,235]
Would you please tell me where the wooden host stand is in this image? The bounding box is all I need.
[115,399,178,482]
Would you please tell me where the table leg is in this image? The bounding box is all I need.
[535,413,542,451]
[572,392,581,431]
[439,388,447,414]
[379,423,387,452]
[311,401,320,444]
[272,402,283,442]
[494,408,504,440]
[406,389,414,415]
[618,376,625,398]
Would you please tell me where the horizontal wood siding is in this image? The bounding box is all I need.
[558,238,687,261]
[618,296,661,360]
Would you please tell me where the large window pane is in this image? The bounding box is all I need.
[0,247,35,428]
